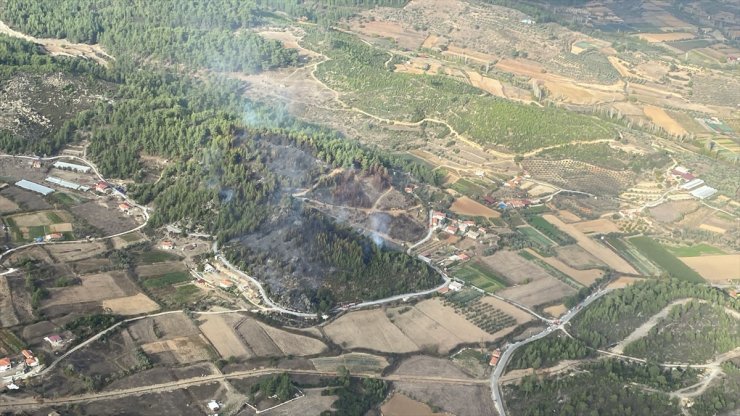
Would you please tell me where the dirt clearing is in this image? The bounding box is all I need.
[644,105,687,136]
[481,250,552,284]
[450,196,500,218]
[679,255,740,283]
[102,293,160,315]
[543,215,637,274]
[381,393,450,416]
[543,304,567,318]
[349,20,426,50]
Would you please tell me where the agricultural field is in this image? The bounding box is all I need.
[678,255,740,283]
[603,236,662,276]
[526,216,575,245]
[452,261,507,293]
[666,243,726,257]
[628,236,705,283]
[5,209,74,242]
[381,393,448,416]
[554,244,606,270]
[518,226,556,248]
[311,353,388,374]
[450,196,500,218]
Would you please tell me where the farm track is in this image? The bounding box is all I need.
[0,367,486,410]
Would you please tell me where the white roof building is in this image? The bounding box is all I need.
[53,161,91,173]
[449,281,464,291]
[15,180,54,195]
[690,186,718,200]
[680,178,704,190]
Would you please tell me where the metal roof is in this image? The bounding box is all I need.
[53,161,91,173]
[690,186,718,200]
[45,176,89,191]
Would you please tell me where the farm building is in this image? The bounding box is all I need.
[95,181,110,193]
[119,202,132,212]
[444,225,459,235]
[160,240,175,250]
[466,231,480,240]
[15,180,54,196]
[44,335,64,348]
[21,350,38,367]
[680,178,705,190]
[207,401,220,411]
[52,161,91,173]
[449,281,464,291]
[432,211,447,220]
[690,186,718,200]
[204,263,216,273]
[45,233,63,241]
[45,176,90,192]
[489,349,501,366]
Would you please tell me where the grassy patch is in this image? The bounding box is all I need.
[665,243,726,257]
[171,284,201,305]
[452,261,507,292]
[629,236,704,282]
[46,211,64,223]
[604,236,662,276]
[527,216,574,246]
[142,271,191,289]
[519,226,555,248]
[450,178,488,198]
[139,249,181,264]
[119,232,142,242]
[0,329,25,354]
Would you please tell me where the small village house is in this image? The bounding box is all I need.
[0,357,11,372]
[44,335,64,348]
[160,240,175,250]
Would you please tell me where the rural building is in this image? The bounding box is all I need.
[690,186,718,200]
[44,335,64,348]
[53,161,91,173]
[458,253,470,261]
[118,202,132,212]
[31,159,42,169]
[15,179,54,196]
[681,178,705,190]
[0,358,10,372]
[432,211,447,220]
[204,263,216,273]
[444,225,459,235]
[207,400,220,411]
[219,279,234,289]
[160,240,175,250]
[521,18,536,24]
[21,350,38,367]
[45,176,90,192]
[45,233,63,241]
[449,281,463,291]
[489,349,501,366]
[95,181,110,193]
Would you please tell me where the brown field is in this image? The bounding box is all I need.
[111,231,147,249]
[135,261,187,277]
[45,241,107,262]
[636,32,696,42]
[572,218,620,234]
[0,195,19,213]
[393,382,495,416]
[43,271,136,308]
[606,275,646,290]
[381,393,450,416]
[450,196,500,218]
[557,210,582,223]
[543,304,567,318]
[526,249,603,286]
[544,80,623,105]
[422,34,442,49]
[267,388,336,416]
[350,20,426,50]
[128,313,201,343]
[141,336,211,363]
[102,293,160,315]
[649,200,698,223]
[467,71,506,98]
[542,215,637,274]
[0,275,19,327]
[8,209,71,226]
[311,353,389,374]
[198,314,250,358]
[496,277,576,309]
[324,309,419,353]
[481,250,553,284]
[698,224,727,234]
[679,255,740,283]
[234,317,327,357]
[643,105,687,136]
[608,56,632,78]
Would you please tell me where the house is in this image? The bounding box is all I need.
[118,202,132,212]
[444,225,459,235]
[95,181,110,193]
[45,233,63,241]
[458,220,475,233]
[219,279,234,289]
[0,357,11,372]
[204,263,216,273]
[44,335,64,348]
[489,349,501,366]
[160,240,175,250]
[432,211,447,221]
[521,18,536,25]
[466,230,480,240]
[449,281,463,291]
[207,400,220,411]
[458,253,470,261]
[21,350,38,367]
[483,196,496,205]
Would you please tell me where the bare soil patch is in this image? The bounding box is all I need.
[102,293,160,315]
[141,336,211,364]
[393,382,495,416]
[325,309,418,353]
[198,313,250,359]
[543,304,567,318]
[311,353,389,374]
[135,261,188,278]
[637,32,696,42]
[393,355,472,379]
[0,186,51,211]
[527,249,603,286]
[649,200,698,223]
[557,210,582,223]
[542,214,636,274]
[256,321,327,356]
[606,275,646,290]
[43,271,136,308]
[572,218,620,234]
[450,196,500,218]
[382,393,451,416]
[350,20,426,50]
[267,387,336,416]
[232,316,327,358]
[46,241,107,262]
[0,195,19,213]
[679,255,740,283]
[8,209,70,226]
[496,276,575,309]
[644,105,687,136]
[73,198,140,235]
[480,250,552,284]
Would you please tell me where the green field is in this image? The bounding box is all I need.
[605,236,662,276]
[628,237,705,282]
[139,249,181,264]
[453,261,507,292]
[450,178,488,198]
[519,226,556,248]
[527,216,575,246]
[309,30,614,153]
[143,271,191,288]
[665,243,726,257]
[171,284,201,305]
